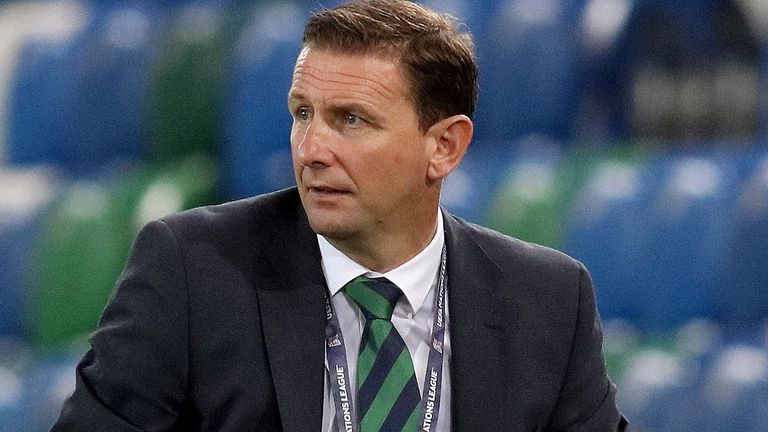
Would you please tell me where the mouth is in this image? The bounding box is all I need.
[306,185,350,196]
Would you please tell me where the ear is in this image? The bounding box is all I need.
[426,114,473,182]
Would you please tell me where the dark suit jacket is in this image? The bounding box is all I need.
[52,187,628,431]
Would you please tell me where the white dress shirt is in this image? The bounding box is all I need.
[320,211,451,432]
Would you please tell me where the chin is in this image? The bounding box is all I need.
[305,214,355,240]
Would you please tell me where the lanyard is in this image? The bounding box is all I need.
[325,244,448,432]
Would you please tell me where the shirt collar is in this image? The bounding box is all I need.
[317,210,445,312]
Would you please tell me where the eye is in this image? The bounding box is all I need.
[295,107,311,121]
[345,113,364,127]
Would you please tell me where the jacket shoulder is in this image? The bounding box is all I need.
[447,214,582,277]
[157,187,302,240]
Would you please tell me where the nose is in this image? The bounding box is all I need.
[295,121,333,168]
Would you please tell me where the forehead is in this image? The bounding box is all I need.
[289,47,410,103]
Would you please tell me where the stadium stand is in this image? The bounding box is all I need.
[0,1,766,430]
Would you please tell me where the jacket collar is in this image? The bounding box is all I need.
[443,212,515,430]
[255,195,327,432]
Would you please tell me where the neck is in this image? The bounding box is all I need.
[327,210,439,273]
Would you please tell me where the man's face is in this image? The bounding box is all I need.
[288,46,433,242]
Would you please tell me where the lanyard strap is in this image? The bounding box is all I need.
[325,244,448,432]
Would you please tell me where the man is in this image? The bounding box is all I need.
[53,1,629,431]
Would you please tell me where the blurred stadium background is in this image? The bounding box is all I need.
[1,0,767,430]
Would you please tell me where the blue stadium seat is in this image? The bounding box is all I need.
[7,1,176,174]
[222,1,308,199]
[705,382,768,431]
[7,40,74,168]
[636,384,706,432]
[717,149,768,329]
[562,153,657,324]
[638,149,744,331]
[0,365,25,432]
[0,168,57,342]
[20,352,80,431]
[619,339,768,431]
[419,0,499,43]
[53,2,167,175]
[1,1,88,165]
[701,345,768,431]
[472,0,587,144]
[617,346,695,431]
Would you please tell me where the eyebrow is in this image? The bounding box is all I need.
[287,91,379,119]
[329,101,372,115]
[287,90,307,107]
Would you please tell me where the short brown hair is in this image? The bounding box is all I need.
[302,0,478,131]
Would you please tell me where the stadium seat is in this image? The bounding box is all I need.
[617,344,694,431]
[484,137,564,247]
[561,145,653,324]
[701,345,768,431]
[7,40,74,168]
[472,0,587,144]
[29,176,135,347]
[0,364,24,432]
[419,0,499,44]
[54,2,166,175]
[20,351,81,432]
[638,149,743,331]
[28,156,218,347]
[0,168,57,341]
[717,149,768,330]
[635,383,707,432]
[1,1,88,165]
[222,1,309,199]
[148,1,251,162]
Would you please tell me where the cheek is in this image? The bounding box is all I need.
[393,152,406,164]
[391,134,429,171]
[371,147,423,187]
[289,123,301,147]
[290,127,306,159]
[289,130,302,169]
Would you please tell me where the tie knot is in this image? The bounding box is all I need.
[343,276,402,321]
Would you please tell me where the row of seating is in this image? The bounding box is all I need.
[1,0,765,190]
[443,139,768,333]
[605,319,768,431]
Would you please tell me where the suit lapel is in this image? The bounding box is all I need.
[444,212,516,430]
[254,202,326,432]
